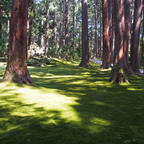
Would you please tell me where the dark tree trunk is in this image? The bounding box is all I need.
[72,0,76,54]
[0,5,2,40]
[111,0,128,83]
[130,0,143,73]
[111,0,116,64]
[4,0,32,84]
[79,0,90,67]
[141,0,144,67]
[123,0,132,73]
[94,0,98,58]
[102,0,111,68]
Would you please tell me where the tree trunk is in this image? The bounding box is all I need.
[45,0,49,56]
[4,0,32,84]
[94,0,98,58]
[41,5,45,52]
[27,0,35,59]
[64,0,69,46]
[111,0,128,83]
[79,0,90,67]
[102,0,111,68]
[0,5,2,40]
[130,0,143,73]
[123,0,133,73]
[72,0,76,55]
[141,0,144,67]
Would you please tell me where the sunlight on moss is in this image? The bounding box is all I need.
[91,101,111,107]
[90,118,111,126]
[0,82,81,123]
[127,87,143,91]
[31,75,80,79]
[88,118,111,133]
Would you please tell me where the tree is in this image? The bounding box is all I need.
[93,0,98,58]
[130,0,143,74]
[64,0,69,46]
[141,0,144,67]
[0,5,2,40]
[4,0,32,84]
[79,0,89,67]
[110,0,128,83]
[101,0,111,68]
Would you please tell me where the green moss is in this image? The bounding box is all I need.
[0,60,144,144]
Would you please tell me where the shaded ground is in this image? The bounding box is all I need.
[0,60,144,144]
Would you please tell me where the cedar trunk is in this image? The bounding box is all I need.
[102,0,111,68]
[111,0,128,83]
[4,0,32,84]
[130,0,143,73]
[0,5,2,39]
[141,0,144,66]
[79,0,89,67]
[45,0,49,56]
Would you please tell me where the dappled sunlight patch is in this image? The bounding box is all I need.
[88,118,111,133]
[127,87,144,91]
[91,101,113,108]
[0,82,81,123]
[32,75,80,79]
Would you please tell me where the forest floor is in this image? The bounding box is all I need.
[0,59,144,144]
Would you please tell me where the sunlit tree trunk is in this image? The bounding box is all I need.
[79,0,90,67]
[64,0,69,46]
[130,0,143,73]
[4,0,32,84]
[111,0,128,83]
[27,0,35,59]
[41,5,45,51]
[102,0,111,68]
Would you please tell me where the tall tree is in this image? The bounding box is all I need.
[94,0,98,58]
[111,0,128,83]
[79,0,89,67]
[0,5,2,40]
[102,0,111,68]
[123,0,132,73]
[130,0,143,73]
[64,0,69,46]
[45,0,49,56]
[141,0,144,67]
[4,0,32,84]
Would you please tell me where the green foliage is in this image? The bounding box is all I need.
[0,60,144,144]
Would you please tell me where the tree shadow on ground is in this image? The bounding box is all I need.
[0,62,144,144]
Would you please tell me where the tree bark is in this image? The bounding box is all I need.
[141,0,144,67]
[0,5,2,40]
[94,0,98,58]
[64,0,69,46]
[130,0,143,73]
[4,0,32,84]
[102,0,111,68]
[79,0,90,67]
[45,0,49,56]
[111,0,128,83]
[123,0,132,73]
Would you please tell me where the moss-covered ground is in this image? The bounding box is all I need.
[0,59,144,144]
